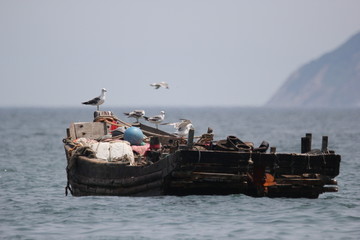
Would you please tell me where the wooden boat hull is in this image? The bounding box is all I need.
[65,144,175,196]
[64,115,340,198]
[65,144,340,198]
[164,150,340,198]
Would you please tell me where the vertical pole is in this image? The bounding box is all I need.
[94,111,100,119]
[187,129,195,149]
[306,133,312,152]
[270,147,276,153]
[301,137,307,153]
[322,136,328,152]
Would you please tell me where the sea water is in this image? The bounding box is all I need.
[0,107,359,240]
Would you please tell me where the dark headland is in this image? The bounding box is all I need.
[266,32,360,108]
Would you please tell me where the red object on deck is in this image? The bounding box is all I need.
[110,121,117,131]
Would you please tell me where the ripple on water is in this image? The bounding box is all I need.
[1,108,360,240]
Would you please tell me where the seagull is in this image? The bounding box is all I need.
[150,82,169,89]
[161,119,193,137]
[82,88,107,111]
[124,110,145,123]
[144,111,165,129]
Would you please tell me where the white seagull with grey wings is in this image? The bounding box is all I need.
[150,82,169,89]
[144,111,165,129]
[124,110,145,123]
[82,88,107,111]
[161,119,193,137]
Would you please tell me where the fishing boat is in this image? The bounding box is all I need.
[63,111,340,198]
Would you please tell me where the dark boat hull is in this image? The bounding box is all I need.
[65,144,176,196]
[64,116,340,198]
[165,150,340,198]
[65,145,340,198]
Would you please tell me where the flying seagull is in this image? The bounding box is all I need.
[161,119,193,137]
[124,110,145,123]
[150,82,169,89]
[82,88,107,111]
[144,111,165,129]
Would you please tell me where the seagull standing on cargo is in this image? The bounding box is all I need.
[82,88,107,111]
[150,82,169,89]
[124,110,145,123]
[162,119,193,137]
[144,111,165,129]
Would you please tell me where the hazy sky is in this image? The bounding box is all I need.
[1,0,360,108]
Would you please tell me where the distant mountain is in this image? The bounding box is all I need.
[266,32,360,108]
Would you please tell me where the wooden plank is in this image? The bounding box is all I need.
[172,171,247,180]
[68,123,76,139]
[70,179,163,196]
[73,122,107,139]
[74,170,163,188]
[276,178,325,186]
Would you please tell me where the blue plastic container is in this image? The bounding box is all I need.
[123,127,144,145]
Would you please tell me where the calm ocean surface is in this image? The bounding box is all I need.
[0,107,359,240]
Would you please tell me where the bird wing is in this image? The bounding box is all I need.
[149,116,162,121]
[161,119,190,129]
[160,82,169,88]
[160,122,174,125]
[82,97,101,105]
[134,110,145,115]
[150,83,159,88]
[177,119,191,128]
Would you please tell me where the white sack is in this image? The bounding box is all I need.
[91,141,135,165]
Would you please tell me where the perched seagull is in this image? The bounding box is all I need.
[162,119,193,137]
[144,111,165,129]
[124,110,145,123]
[82,88,107,111]
[150,82,169,89]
